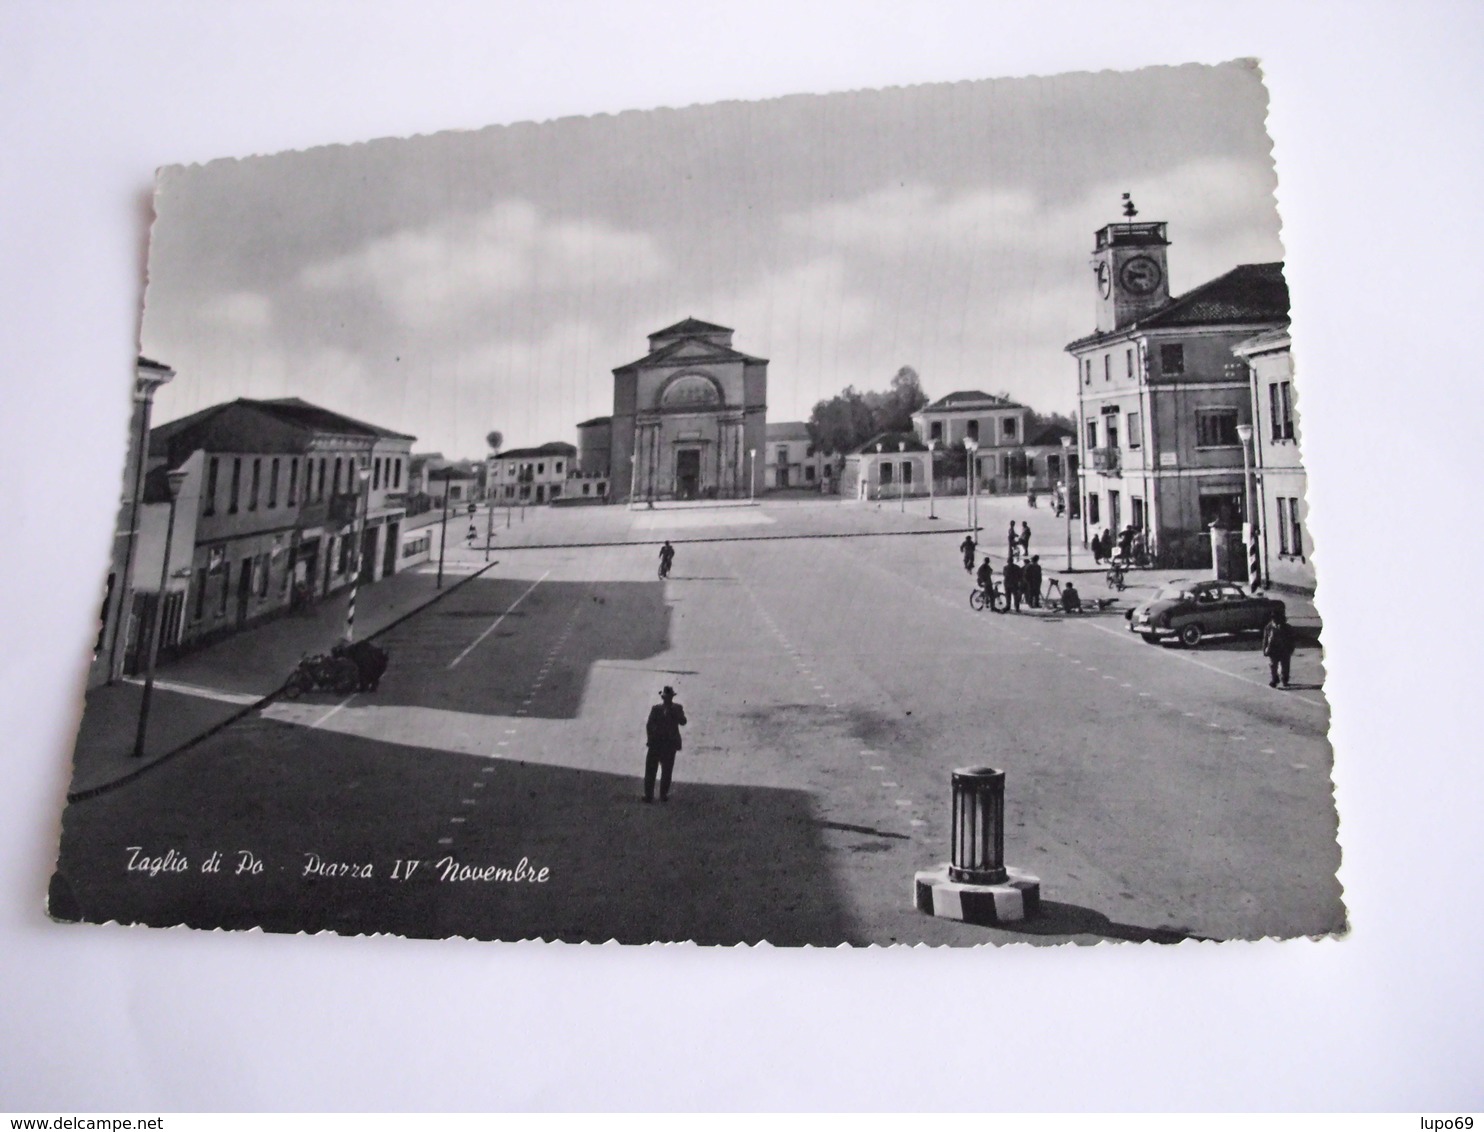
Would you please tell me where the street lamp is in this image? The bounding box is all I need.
[433,467,457,590]
[964,436,979,535]
[628,451,638,507]
[927,438,938,520]
[898,440,907,512]
[1060,434,1074,572]
[131,467,188,758]
[748,448,757,501]
[343,465,373,641]
[874,442,883,503]
[1236,422,1257,586]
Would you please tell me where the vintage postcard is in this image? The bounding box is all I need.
[50,60,1342,945]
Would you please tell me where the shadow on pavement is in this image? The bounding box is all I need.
[51,714,857,946]
[996,900,1218,944]
[357,574,672,722]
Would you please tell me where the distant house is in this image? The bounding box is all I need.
[136,397,415,664]
[838,431,931,501]
[487,442,579,504]
[912,391,1030,491]
[764,421,832,490]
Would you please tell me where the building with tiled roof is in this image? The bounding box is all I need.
[911,389,1032,492]
[838,431,933,502]
[1066,214,1290,568]
[129,396,417,664]
[487,442,583,505]
[764,421,835,491]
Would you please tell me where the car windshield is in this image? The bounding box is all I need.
[1154,582,1195,601]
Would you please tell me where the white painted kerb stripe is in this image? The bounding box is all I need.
[447,570,551,669]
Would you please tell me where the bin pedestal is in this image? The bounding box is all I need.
[914,766,1040,925]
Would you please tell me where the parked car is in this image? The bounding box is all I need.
[1126,579,1284,647]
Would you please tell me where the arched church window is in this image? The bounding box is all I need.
[660,373,721,408]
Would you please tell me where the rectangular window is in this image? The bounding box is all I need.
[928,422,942,441]
[228,458,242,513]
[1088,494,1100,525]
[1195,409,1240,447]
[1160,343,1185,375]
[879,462,894,486]
[268,458,279,507]
[1127,411,1142,448]
[373,458,381,491]
[287,458,298,505]
[1277,498,1292,555]
[1270,381,1295,441]
[1086,420,1098,449]
[217,563,231,616]
[506,486,515,499]
[555,461,563,474]
[393,458,402,489]
[1103,355,1111,382]
[966,420,979,442]
[204,457,219,516]
[317,458,326,501]
[902,460,913,485]
[805,465,816,482]
[1106,417,1120,449]
[1287,497,1303,556]
[193,569,207,621]
[256,555,269,598]
[249,458,261,510]
[1002,418,1017,439]
[333,457,343,497]
[1126,348,1134,378]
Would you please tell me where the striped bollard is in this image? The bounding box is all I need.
[915,766,1040,925]
[1243,521,1262,588]
[344,581,358,642]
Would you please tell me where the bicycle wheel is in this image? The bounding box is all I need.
[991,588,1007,613]
[1106,567,1125,591]
[969,589,986,612]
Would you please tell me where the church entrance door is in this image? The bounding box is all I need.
[676,449,701,500]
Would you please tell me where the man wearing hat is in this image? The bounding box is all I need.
[643,686,688,803]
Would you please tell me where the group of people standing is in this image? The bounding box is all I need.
[1090,524,1147,565]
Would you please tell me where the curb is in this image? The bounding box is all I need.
[65,559,502,804]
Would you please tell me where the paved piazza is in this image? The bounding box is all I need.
[55,497,1341,946]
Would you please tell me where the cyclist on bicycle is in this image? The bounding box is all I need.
[976,556,995,598]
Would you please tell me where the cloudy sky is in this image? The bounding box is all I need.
[142,60,1284,457]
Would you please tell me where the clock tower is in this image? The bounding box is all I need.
[1091,203,1171,333]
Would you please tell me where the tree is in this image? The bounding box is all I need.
[807,367,930,456]
[485,430,504,452]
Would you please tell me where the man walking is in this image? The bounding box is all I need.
[658,540,676,578]
[1007,521,1020,563]
[1262,608,1297,689]
[1023,554,1043,609]
[960,534,977,573]
[643,686,688,802]
[1020,520,1032,561]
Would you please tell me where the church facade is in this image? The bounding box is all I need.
[604,318,768,503]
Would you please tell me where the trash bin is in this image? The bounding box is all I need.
[949,766,1007,885]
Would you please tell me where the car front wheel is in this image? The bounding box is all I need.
[1178,623,1204,647]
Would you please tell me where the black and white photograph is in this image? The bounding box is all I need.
[46,59,1343,947]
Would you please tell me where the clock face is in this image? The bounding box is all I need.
[1119,255,1163,295]
[1095,260,1112,299]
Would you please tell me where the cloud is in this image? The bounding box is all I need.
[298,200,668,329]
[197,289,273,330]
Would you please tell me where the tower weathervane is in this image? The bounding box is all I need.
[1121,193,1138,219]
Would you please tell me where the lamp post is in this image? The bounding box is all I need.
[434,468,453,590]
[131,467,188,758]
[1060,435,1074,572]
[1236,422,1258,587]
[927,438,938,519]
[874,442,883,502]
[343,466,373,641]
[748,448,757,501]
[628,451,638,507]
[111,358,174,683]
[898,440,907,512]
[964,437,979,535]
